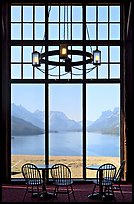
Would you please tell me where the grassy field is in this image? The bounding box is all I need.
[11,155,120,179]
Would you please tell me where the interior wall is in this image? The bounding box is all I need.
[124,2,132,183]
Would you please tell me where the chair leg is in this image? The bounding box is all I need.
[71,185,76,200]
[52,186,57,201]
[67,186,70,202]
[91,184,96,196]
[23,185,28,202]
[118,183,124,198]
[111,185,116,202]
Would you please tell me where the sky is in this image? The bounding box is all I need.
[11,5,120,122]
[11,83,120,121]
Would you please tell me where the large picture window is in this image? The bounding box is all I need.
[11,3,122,180]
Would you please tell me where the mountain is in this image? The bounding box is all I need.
[11,104,81,133]
[33,110,82,131]
[49,111,81,131]
[11,103,44,129]
[11,116,44,136]
[11,103,119,135]
[87,107,119,134]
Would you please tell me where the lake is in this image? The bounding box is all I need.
[11,132,120,157]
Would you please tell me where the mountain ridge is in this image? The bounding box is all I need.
[11,103,119,135]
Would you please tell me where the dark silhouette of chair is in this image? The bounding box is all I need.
[21,163,44,201]
[112,160,125,198]
[91,163,116,201]
[50,163,76,202]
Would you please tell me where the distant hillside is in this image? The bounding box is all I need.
[87,107,119,135]
[11,103,119,135]
[11,116,44,136]
[11,103,44,129]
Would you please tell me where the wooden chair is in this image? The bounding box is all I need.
[91,163,116,201]
[21,163,44,201]
[112,160,125,198]
[50,163,76,202]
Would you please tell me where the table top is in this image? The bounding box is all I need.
[36,164,54,170]
[86,165,101,170]
[86,164,116,170]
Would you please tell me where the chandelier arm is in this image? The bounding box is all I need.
[36,67,45,73]
[72,66,83,70]
[73,66,97,71]
[72,73,83,76]
[86,66,97,73]
[48,65,58,71]
[41,49,93,58]
[49,72,69,77]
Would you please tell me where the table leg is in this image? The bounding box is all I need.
[88,169,103,200]
[99,169,103,196]
[39,169,54,199]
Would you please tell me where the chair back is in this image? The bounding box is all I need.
[51,163,72,185]
[22,163,42,185]
[115,160,125,182]
[97,163,116,183]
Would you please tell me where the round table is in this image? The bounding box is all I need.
[86,165,115,200]
[34,164,54,199]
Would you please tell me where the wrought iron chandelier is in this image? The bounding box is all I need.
[32,5,101,76]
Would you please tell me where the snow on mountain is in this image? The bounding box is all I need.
[11,103,119,134]
[11,103,44,129]
[49,111,81,131]
[87,107,119,134]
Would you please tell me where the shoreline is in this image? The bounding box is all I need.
[11,155,120,178]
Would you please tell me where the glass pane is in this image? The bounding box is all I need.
[23,6,33,22]
[49,24,59,40]
[35,64,45,79]
[11,46,21,62]
[60,6,71,22]
[11,64,21,79]
[49,6,59,22]
[49,84,83,178]
[110,24,120,40]
[98,46,108,63]
[98,24,108,40]
[86,6,96,22]
[11,24,21,40]
[110,6,120,22]
[23,24,33,40]
[98,6,108,22]
[110,46,120,62]
[86,24,96,40]
[98,64,108,79]
[23,46,33,62]
[60,66,71,79]
[60,23,71,40]
[48,65,59,79]
[72,6,82,22]
[35,24,45,40]
[35,6,45,22]
[110,64,120,78]
[86,64,97,79]
[11,84,45,178]
[86,84,120,178]
[72,24,82,40]
[23,64,33,79]
[11,6,21,22]
[72,65,83,79]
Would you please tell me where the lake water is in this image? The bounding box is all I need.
[11,132,120,157]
